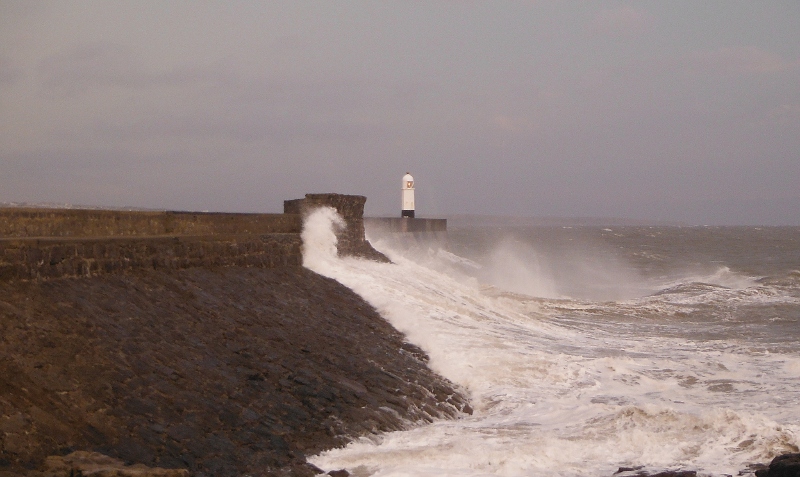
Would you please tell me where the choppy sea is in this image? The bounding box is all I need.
[303,209,800,477]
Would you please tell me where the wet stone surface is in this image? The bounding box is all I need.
[0,266,470,476]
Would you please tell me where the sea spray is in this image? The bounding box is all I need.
[305,214,800,476]
[302,206,345,267]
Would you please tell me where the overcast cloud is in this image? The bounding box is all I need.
[1,1,799,224]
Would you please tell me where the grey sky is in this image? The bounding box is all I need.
[1,1,799,225]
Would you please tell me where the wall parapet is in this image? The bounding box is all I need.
[0,233,302,281]
[0,208,301,238]
[0,194,385,281]
[285,194,390,263]
[0,208,304,281]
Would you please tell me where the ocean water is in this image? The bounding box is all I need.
[303,208,800,477]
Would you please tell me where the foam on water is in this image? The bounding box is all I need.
[303,210,800,477]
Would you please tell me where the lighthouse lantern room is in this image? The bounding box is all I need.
[401,172,415,218]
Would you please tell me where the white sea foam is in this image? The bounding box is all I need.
[303,210,800,477]
[301,206,344,267]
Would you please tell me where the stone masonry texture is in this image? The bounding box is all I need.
[0,197,470,476]
[0,208,304,281]
[284,194,390,263]
[0,267,471,476]
[0,234,302,281]
[0,209,301,238]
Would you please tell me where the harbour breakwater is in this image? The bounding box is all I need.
[0,194,392,281]
[0,195,469,476]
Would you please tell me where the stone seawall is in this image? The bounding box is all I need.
[0,194,396,280]
[0,234,301,281]
[285,194,389,263]
[0,266,471,476]
[0,209,301,238]
[364,217,447,234]
[0,194,388,281]
[0,196,472,475]
[0,208,304,281]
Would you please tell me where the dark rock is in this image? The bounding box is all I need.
[752,464,771,476]
[615,467,645,474]
[614,467,696,477]
[756,453,800,477]
[39,451,189,476]
[650,472,696,477]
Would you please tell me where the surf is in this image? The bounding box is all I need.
[303,209,800,477]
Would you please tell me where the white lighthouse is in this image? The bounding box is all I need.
[401,172,415,218]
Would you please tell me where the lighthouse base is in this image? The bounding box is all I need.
[401,210,415,218]
[364,217,448,250]
[366,217,446,233]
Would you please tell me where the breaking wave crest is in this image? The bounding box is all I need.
[304,212,800,477]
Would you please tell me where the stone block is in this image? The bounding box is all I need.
[0,197,364,279]
[41,451,189,477]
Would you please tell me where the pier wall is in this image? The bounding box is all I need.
[0,194,384,281]
[285,194,390,262]
[364,218,449,250]
[364,217,447,234]
[0,233,302,281]
[0,209,300,238]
